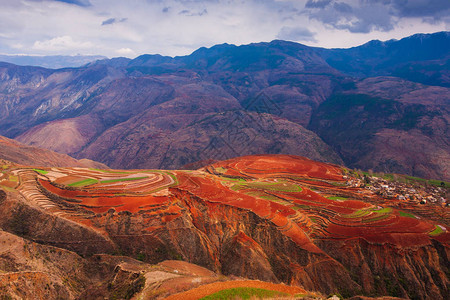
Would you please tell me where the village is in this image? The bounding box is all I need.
[344,172,449,207]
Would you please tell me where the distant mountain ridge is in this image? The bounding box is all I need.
[0,54,107,69]
[0,31,448,180]
[319,31,450,87]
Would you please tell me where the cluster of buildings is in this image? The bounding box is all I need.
[344,174,448,206]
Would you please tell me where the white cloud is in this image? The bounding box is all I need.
[11,43,24,50]
[116,47,135,57]
[0,0,447,57]
[277,26,317,42]
[33,36,94,52]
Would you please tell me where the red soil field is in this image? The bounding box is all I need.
[39,178,172,214]
[211,154,345,181]
[6,154,448,300]
[27,154,448,253]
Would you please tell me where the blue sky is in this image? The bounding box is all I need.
[0,0,448,58]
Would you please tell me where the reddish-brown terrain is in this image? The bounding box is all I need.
[0,154,447,299]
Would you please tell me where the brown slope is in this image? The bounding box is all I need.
[0,228,86,299]
[78,110,343,169]
[309,77,450,181]
[15,114,102,155]
[0,62,125,138]
[356,128,449,181]
[15,78,234,156]
[15,76,177,155]
[0,135,107,168]
[17,76,342,170]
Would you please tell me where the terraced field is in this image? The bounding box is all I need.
[8,154,449,250]
[204,155,449,246]
[1,154,448,299]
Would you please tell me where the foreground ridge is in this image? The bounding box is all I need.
[0,154,448,299]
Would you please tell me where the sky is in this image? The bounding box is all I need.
[0,0,449,58]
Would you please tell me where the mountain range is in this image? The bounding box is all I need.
[0,31,448,180]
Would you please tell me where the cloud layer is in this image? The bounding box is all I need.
[0,0,448,58]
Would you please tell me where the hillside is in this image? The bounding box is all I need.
[0,32,449,180]
[0,134,107,168]
[0,154,447,299]
[309,77,450,180]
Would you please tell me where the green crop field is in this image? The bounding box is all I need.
[223,177,247,182]
[329,181,347,187]
[310,217,320,223]
[246,190,280,201]
[231,180,302,193]
[215,167,227,173]
[399,211,416,218]
[327,196,348,201]
[199,287,287,300]
[341,209,371,219]
[33,169,48,175]
[142,170,179,184]
[373,207,392,214]
[427,179,450,188]
[0,185,16,192]
[342,206,393,222]
[166,172,178,185]
[68,178,98,187]
[294,204,313,210]
[362,213,390,223]
[100,176,148,184]
[90,168,131,174]
[429,225,444,236]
